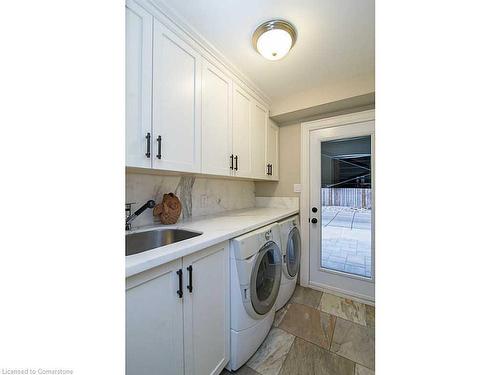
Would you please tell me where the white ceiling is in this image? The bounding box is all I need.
[160,0,374,115]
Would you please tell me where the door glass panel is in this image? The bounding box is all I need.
[286,228,301,277]
[321,136,372,278]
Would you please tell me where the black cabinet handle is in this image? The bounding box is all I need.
[156,135,162,159]
[176,269,183,298]
[230,154,234,170]
[266,164,270,175]
[145,132,151,158]
[312,207,318,213]
[187,265,193,293]
[234,155,238,171]
[311,218,318,224]
[270,164,273,176]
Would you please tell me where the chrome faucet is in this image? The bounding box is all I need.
[125,200,156,230]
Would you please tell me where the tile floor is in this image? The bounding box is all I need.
[321,206,372,278]
[222,285,375,375]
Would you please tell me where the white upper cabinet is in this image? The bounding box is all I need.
[126,1,276,180]
[266,119,280,180]
[126,1,153,168]
[126,259,184,375]
[201,61,232,176]
[152,20,201,173]
[251,100,268,179]
[232,85,253,178]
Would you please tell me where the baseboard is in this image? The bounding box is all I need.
[308,281,375,306]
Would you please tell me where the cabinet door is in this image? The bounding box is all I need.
[126,1,153,168]
[126,259,184,375]
[183,242,230,375]
[251,100,268,179]
[201,61,232,176]
[152,20,201,172]
[232,85,252,177]
[266,119,279,180]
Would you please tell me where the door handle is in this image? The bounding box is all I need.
[234,155,238,171]
[187,265,193,293]
[311,218,318,224]
[156,135,162,159]
[145,132,151,158]
[176,269,183,298]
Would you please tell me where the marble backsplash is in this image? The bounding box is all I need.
[126,172,256,227]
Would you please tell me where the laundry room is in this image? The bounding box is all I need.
[3,1,498,375]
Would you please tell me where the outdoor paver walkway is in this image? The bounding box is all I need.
[321,206,372,277]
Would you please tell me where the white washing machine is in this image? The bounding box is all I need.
[275,215,301,311]
[228,223,282,371]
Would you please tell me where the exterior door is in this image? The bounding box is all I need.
[201,61,232,176]
[125,1,152,168]
[309,121,375,301]
[231,85,252,177]
[183,242,230,375]
[126,259,184,375]
[152,19,201,172]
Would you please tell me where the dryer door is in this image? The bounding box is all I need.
[250,241,282,315]
[285,227,301,278]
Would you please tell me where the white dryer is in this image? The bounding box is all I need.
[275,215,301,311]
[228,223,282,371]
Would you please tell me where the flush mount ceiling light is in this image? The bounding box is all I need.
[252,19,297,61]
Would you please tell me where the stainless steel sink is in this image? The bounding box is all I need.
[126,228,202,256]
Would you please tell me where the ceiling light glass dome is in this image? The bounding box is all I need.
[252,20,297,61]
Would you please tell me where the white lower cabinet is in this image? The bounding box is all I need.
[183,243,230,375]
[126,258,184,375]
[126,241,229,375]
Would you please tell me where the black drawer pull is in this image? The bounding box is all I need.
[176,269,183,298]
[187,265,193,293]
[230,154,234,170]
[234,155,238,171]
[156,135,162,159]
[270,164,273,175]
[145,132,151,158]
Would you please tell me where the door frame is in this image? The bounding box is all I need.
[299,110,375,301]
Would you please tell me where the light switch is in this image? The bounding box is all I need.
[293,184,302,193]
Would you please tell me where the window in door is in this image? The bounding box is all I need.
[320,136,372,278]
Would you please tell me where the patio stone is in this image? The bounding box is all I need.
[323,261,345,272]
[345,264,366,276]
[346,254,365,266]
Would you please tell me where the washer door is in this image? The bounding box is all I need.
[250,241,282,315]
[285,227,301,278]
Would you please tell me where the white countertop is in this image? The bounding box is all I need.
[126,206,299,277]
